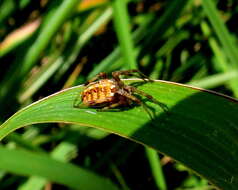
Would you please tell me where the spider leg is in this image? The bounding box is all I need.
[127,86,169,113]
[112,69,153,82]
[97,101,124,112]
[73,92,87,108]
[85,72,108,85]
[116,91,155,120]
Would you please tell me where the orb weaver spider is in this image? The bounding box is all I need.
[74,70,168,118]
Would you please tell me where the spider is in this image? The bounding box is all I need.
[74,70,168,118]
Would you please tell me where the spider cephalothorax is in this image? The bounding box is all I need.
[75,70,168,118]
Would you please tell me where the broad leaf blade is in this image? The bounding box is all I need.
[1,79,238,190]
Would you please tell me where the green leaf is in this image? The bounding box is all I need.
[0,146,118,190]
[1,80,238,190]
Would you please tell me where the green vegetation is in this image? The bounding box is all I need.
[0,0,238,189]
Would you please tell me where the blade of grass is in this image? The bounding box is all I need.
[200,21,228,72]
[201,0,238,97]
[19,7,112,102]
[21,0,81,74]
[87,13,154,78]
[0,0,82,112]
[19,142,77,190]
[201,0,238,67]
[171,54,205,82]
[0,0,15,23]
[188,70,238,89]
[110,163,130,190]
[141,0,190,54]
[112,0,137,69]
[54,7,112,81]
[1,80,238,190]
[6,132,44,153]
[0,19,40,57]
[0,146,119,190]
[146,147,167,190]
[19,56,64,103]
[156,31,189,58]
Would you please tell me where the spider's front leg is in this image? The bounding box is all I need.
[85,72,108,85]
[112,70,153,83]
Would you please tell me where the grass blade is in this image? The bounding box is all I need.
[146,147,167,190]
[22,0,81,74]
[0,146,118,190]
[201,0,238,67]
[112,0,137,69]
[201,0,238,96]
[189,70,238,89]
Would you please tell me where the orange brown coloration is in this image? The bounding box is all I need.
[82,79,117,106]
[74,70,168,119]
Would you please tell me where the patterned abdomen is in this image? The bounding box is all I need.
[82,79,117,106]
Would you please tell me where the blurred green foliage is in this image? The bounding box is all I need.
[0,0,238,189]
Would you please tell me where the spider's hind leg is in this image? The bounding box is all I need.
[127,86,169,113]
[116,90,155,120]
[97,101,124,112]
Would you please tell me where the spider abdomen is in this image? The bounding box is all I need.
[82,79,117,106]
